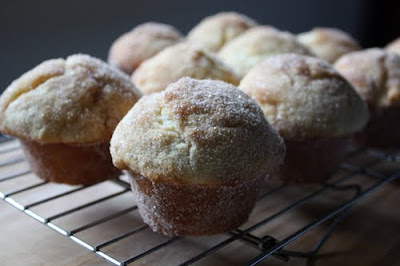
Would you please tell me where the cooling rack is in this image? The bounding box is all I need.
[0,136,399,265]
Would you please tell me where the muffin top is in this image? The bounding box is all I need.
[108,22,183,74]
[187,11,257,52]
[386,37,400,55]
[131,43,240,95]
[218,26,312,77]
[111,77,285,184]
[240,54,368,140]
[0,54,141,144]
[297,27,360,63]
[335,48,400,108]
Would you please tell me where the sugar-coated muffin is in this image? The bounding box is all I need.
[131,43,240,94]
[386,37,400,55]
[111,77,285,236]
[335,48,400,147]
[187,11,257,52]
[240,54,368,183]
[0,54,141,184]
[218,26,312,77]
[108,22,183,74]
[297,27,360,63]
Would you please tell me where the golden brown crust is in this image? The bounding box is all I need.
[335,48,400,108]
[297,27,360,63]
[111,77,285,184]
[131,43,240,94]
[20,139,121,185]
[218,26,313,77]
[271,137,348,183]
[0,54,141,144]
[187,11,257,52]
[386,37,400,55]
[108,22,183,74]
[240,54,369,139]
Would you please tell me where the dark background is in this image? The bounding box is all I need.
[1,0,399,91]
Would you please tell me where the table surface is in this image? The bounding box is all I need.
[0,140,399,266]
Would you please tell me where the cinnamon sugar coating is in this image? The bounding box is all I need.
[218,26,312,77]
[111,77,285,184]
[187,11,257,52]
[108,22,183,74]
[131,43,240,95]
[298,27,360,63]
[240,54,368,139]
[130,173,263,236]
[335,48,400,108]
[0,54,141,144]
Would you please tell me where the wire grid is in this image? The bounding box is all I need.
[0,136,399,266]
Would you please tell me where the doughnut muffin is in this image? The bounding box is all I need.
[218,26,312,77]
[108,22,183,74]
[335,48,400,147]
[0,54,141,185]
[110,77,285,236]
[386,37,400,55]
[187,11,257,52]
[240,54,368,183]
[131,43,240,94]
[298,27,360,63]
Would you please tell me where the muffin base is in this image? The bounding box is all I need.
[19,139,121,185]
[353,106,400,148]
[271,137,348,183]
[129,173,263,236]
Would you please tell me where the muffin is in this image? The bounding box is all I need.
[187,11,257,52]
[218,26,312,77]
[297,27,360,63]
[240,54,368,183]
[386,37,400,55]
[108,22,183,74]
[110,77,285,236]
[131,43,240,94]
[0,54,141,185]
[335,48,400,147]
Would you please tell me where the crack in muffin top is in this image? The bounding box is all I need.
[0,54,141,144]
[131,42,240,95]
[297,27,360,64]
[335,48,400,108]
[240,54,369,140]
[218,26,313,77]
[111,77,285,184]
[108,22,183,74]
[187,11,257,52]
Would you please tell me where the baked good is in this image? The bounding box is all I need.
[386,37,400,55]
[110,77,285,236]
[297,27,360,63]
[218,26,312,77]
[240,54,368,183]
[0,54,141,185]
[131,43,240,94]
[187,11,257,52]
[335,48,400,147]
[108,22,183,74]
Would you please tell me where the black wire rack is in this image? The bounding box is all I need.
[0,136,399,265]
